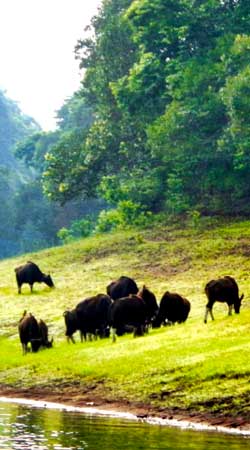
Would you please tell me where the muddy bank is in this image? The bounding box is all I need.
[0,384,249,435]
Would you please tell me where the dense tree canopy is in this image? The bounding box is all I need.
[19,0,250,219]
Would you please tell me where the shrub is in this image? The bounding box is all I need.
[95,209,122,233]
[95,201,154,233]
[57,216,95,244]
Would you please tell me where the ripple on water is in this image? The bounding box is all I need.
[0,397,249,450]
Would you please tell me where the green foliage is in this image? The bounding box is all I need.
[19,221,49,254]
[0,90,56,258]
[57,217,95,244]
[48,0,250,217]
[6,91,107,259]
[13,0,250,225]
[15,131,59,172]
[43,129,92,203]
[221,36,250,173]
[98,169,165,212]
[95,200,153,233]
[187,209,202,228]
[57,227,72,244]
[0,89,40,168]
[43,0,155,208]
[56,92,93,131]
[95,208,122,233]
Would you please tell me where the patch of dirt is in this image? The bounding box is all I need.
[226,240,250,257]
[0,384,249,432]
[139,257,192,278]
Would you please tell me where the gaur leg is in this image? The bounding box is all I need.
[30,283,34,293]
[86,333,93,341]
[79,331,84,342]
[16,274,21,294]
[134,324,144,337]
[17,281,22,294]
[228,304,233,315]
[111,327,116,342]
[210,308,215,320]
[204,306,209,323]
[204,306,214,323]
[22,343,27,355]
[67,335,75,344]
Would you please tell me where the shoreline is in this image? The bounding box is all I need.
[0,386,250,436]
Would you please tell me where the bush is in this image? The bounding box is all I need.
[57,227,73,244]
[94,209,122,233]
[95,201,154,233]
[57,216,95,244]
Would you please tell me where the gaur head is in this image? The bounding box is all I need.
[44,274,54,288]
[63,310,78,340]
[45,337,54,348]
[30,338,43,352]
[151,315,162,328]
[234,294,244,314]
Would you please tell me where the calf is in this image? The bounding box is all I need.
[204,276,244,323]
[15,261,54,294]
[107,276,138,300]
[153,292,191,327]
[18,311,53,354]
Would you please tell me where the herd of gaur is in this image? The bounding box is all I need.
[16,261,245,354]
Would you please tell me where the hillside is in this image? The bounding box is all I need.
[0,218,250,429]
[0,89,44,258]
[0,89,39,170]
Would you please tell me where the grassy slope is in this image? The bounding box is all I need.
[0,218,250,418]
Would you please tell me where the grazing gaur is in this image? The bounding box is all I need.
[107,275,138,300]
[153,291,191,327]
[64,294,112,343]
[204,276,244,323]
[109,285,158,342]
[18,311,53,354]
[15,261,54,294]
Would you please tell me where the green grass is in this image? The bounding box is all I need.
[0,217,250,417]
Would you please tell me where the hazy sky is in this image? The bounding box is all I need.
[0,0,102,130]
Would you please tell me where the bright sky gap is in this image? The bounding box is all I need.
[0,0,101,130]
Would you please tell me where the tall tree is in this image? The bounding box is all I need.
[40,0,250,216]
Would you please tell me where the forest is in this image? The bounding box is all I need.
[1,0,250,257]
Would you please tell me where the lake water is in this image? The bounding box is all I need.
[0,399,249,449]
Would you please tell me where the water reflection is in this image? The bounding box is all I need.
[0,401,249,449]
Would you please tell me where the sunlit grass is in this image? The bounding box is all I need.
[0,218,250,415]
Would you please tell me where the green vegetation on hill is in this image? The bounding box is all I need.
[0,218,250,420]
[0,88,105,259]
